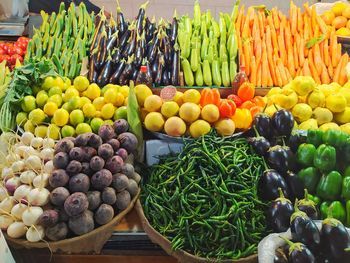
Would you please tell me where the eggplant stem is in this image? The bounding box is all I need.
[304,189,309,200]
[277,188,285,199]
[140,1,150,10]
[253,126,260,137]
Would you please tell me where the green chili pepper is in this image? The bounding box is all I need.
[297,167,320,194]
[307,129,323,147]
[297,143,317,167]
[317,171,342,201]
[313,144,336,172]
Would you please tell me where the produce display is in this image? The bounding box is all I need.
[0,37,30,69]
[178,0,238,87]
[237,2,349,87]
[322,2,350,37]
[0,61,11,103]
[266,76,350,132]
[88,2,179,87]
[27,2,95,78]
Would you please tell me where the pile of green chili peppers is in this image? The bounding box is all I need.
[296,129,350,226]
[141,133,267,260]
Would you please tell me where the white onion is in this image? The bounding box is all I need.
[22,206,43,226]
[0,197,15,214]
[0,214,14,230]
[31,137,43,149]
[28,188,50,206]
[20,170,36,184]
[32,174,49,188]
[11,203,27,220]
[0,186,8,201]
[14,145,28,158]
[42,138,55,149]
[43,160,54,174]
[13,185,32,203]
[11,160,25,173]
[7,221,27,238]
[22,146,39,159]
[26,225,45,242]
[1,167,13,180]
[21,132,34,146]
[40,148,54,161]
[5,176,21,194]
[6,153,20,164]
[25,156,42,170]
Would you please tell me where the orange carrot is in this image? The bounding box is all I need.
[268,16,278,50]
[300,37,306,68]
[331,33,338,67]
[320,41,324,62]
[250,56,257,86]
[291,1,297,36]
[304,15,310,40]
[313,43,323,76]
[333,56,342,84]
[236,5,245,33]
[337,43,342,66]
[296,68,301,77]
[311,5,317,31]
[328,63,334,79]
[317,16,328,35]
[324,40,330,67]
[237,33,243,60]
[255,38,262,70]
[261,41,268,87]
[243,39,251,76]
[258,11,264,38]
[284,20,292,50]
[274,55,283,87]
[272,8,280,30]
[338,53,349,85]
[308,50,321,84]
[297,7,303,34]
[256,62,262,87]
[314,25,320,38]
[267,69,273,87]
[304,2,312,17]
[293,42,299,71]
[287,43,296,78]
[266,27,277,85]
[321,63,331,84]
[285,66,293,82]
[277,59,288,86]
[242,8,252,38]
[302,59,312,77]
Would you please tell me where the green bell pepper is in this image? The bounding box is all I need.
[308,194,320,206]
[313,144,336,172]
[322,129,348,148]
[346,200,350,227]
[343,140,350,163]
[307,129,323,147]
[297,167,320,194]
[316,171,342,201]
[329,201,346,224]
[296,143,316,167]
[341,176,350,201]
[320,201,331,219]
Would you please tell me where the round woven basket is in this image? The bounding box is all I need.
[135,200,258,263]
[5,190,140,254]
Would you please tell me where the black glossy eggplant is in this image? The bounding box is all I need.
[112,48,122,64]
[267,145,294,174]
[272,109,295,137]
[146,16,156,42]
[134,32,145,68]
[90,16,105,52]
[119,55,134,85]
[288,132,307,153]
[296,190,318,220]
[162,69,170,86]
[290,209,321,252]
[136,1,149,35]
[95,29,107,70]
[106,31,119,51]
[248,136,271,156]
[321,217,350,260]
[154,55,165,86]
[258,169,290,201]
[253,113,272,139]
[97,55,113,87]
[267,188,294,232]
[170,10,178,45]
[161,32,172,66]
[152,49,162,80]
[109,59,126,84]
[148,32,160,63]
[122,24,137,58]
[119,29,131,51]
[285,171,304,201]
[106,25,113,39]
[109,16,118,34]
[171,46,179,85]
[131,67,138,81]
[88,48,99,83]
[116,5,127,35]
[281,237,316,263]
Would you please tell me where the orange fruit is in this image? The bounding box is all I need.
[321,11,335,25]
[332,16,347,29]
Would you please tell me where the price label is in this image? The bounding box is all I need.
[0,231,15,263]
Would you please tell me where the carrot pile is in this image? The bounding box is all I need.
[236,1,349,87]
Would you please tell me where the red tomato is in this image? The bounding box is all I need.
[0,48,5,55]
[17,37,29,43]
[227,94,243,107]
[0,54,10,64]
[0,43,5,49]
[10,54,22,64]
[16,41,27,50]
[14,46,24,56]
[6,46,15,56]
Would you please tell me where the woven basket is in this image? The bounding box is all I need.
[5,190,140,254]
[135,200,258,263]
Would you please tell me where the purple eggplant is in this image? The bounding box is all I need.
[170,10,178,45]
[146,16,156,42]
[119,29,131,51]
[286,171,304,201]
[95,29,107,70]
[154,55,165,86]
[106,31,119,51]
[90,16,105,52]
[97,55,113,87]
[162,69,170,86]
[267,145,295,174]
[116,5,127,35]
[112,48,121,64]
[281,237,316,263]
[122,23,137,58]
[162,33,172,66]
[258,169,290,201]
[119,55,134,85]
[134,32,145,68]
[248,136,271,156]
[88,48,99,83]
[253,113,272,139]
[272,109,295,137]
[147,32,160,63]
[109,59,126,84]
[136,1,149,35]
[171,46,179,85]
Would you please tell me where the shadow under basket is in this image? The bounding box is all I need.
[135,200,258,263]
[5,190,140,254]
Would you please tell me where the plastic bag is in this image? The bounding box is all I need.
[311,0,348,15]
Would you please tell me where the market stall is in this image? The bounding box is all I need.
[1,1,350,263]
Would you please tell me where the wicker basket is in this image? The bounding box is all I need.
[5,190,140,254]
[135,200,258,263]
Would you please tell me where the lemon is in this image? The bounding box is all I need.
[201,104,220,123]
[62,102,70,112]
[183,89,201,104]
[179,103,201,123]
[135,84,152,106]
[334,107,350,124]
[343,81,350,89]
[318,84,336,97]
[319,122,340,132]
[307,89,326,109]
[189,120,211,138]
[338,88,350,106]
[267,87,282,97]
[161,101,179,118]
[332,2,347,16]
[291,76,316,96]
[23,120,35,133]
[74,76,89,92]
[80,97,91,107]
[64,87,80,102]
[61,125,76,137]
[34,125,48,138]
[104,120,114,126]
[144,95,163,112]
[115,92,125,107]
[67,97,81,110]
[336,27,350,37]
[62,77,71,92]
[42,76,55,90]
[47,124,60,140]
[47,94,63,107]
[28,109,46,125]
[21,96,37,112]
[173,91,184,106]
[76,123,92,135]
[90,117,104,133]
[53,77,65,90]
[340,123,350,135]
[119,85,129,97]
[101,103,115,119]
[36,91,49,107]
[144,112,165,132]
[313,107,333,125]
[291,103,313,123]
[104,88,118,104]
[48,86,62,97]
[93,97,105,111]
[43,102,58,116]
[215,118,236,136]
[330,82,342,91]
[114,106,127,120]
[70,109,85,126]
[53,109,69,127]
[298,119,318,131]
[123,96,128,106]
[83,103,96,118]
[16,112,28,126]
[95,111,102,118]
[102,84,118,95]
[84,83,101,100]
[164,117,186,137]
[326,94,347,113]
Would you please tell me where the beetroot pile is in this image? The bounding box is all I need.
[43,120,140,240]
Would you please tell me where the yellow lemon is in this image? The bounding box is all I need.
[144,95,163,112]
[343,80,350,89]
[42,76,55,90]
[189,120,211,138]
[93,97,105,111]
[119,85,129,97]
[267,87,282,97]
[332,2,347,16]
[28,109,46,125]
[69,109,85,127]
[48,86,62,97]
[313,107,334,126]
[43,102,58,116]
[326,94,347,113]
[53,109,69,127]
[73,76,90,92]
[183,89,201,104]
[47,94,63,107]
[265,104,282,117]
[53,77,65,90]
[47,124,60,140]
[161,101,179,118]
[215,118,236,136]
[144,112,165,132]
[340,123,350,135]
[164,117,186,137]
[135,84,152,106]
[21,96,37,112]
[173,91,184,106]
[298,119,318,131]
[84,83,101,100]
[336,27,350,37]
[291,103,313,123]
[16,112,28,126]
[318,84,336,97]
[334,107,350,124]
[104,88,118,104]
[75,123,92,135]
[79,97,91,107]
[114,92,125,107]
[61,125,76,137]
[338,87,350,106]
[34,125,48,138]
[291,76,316,96]
[319,122,340,132]
[23,120,35,133]
[83,103,96,118]
[201,104,220,123]
[307,89,326,109]
[63,87,80,102]
[101,103,115,120]
[36,91,49,107]
[179,103,201,123]
[90,118,104,133]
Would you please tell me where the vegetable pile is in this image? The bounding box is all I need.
[27,2,95,78]
[0,37,30,69]
[47,122,140,239]
[142,132,267,260]
[0,132,54,242]
[88,1,179,87]
[179,0,238,87]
